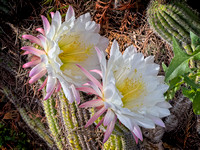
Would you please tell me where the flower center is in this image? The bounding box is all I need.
[115,72,146,109]
[58,34,93,71]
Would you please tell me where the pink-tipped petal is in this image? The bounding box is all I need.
[37,34,46,42]
[76,87,99,95]
[36,28,45,35]
[44,85,56,100]
[41,15,50,34]
[90,69,103,78]
[70,84,80,104]
[55,81,61,92]
[37,35,46,49]
[85,106,107,128]
[84,81,102,97]
[132,124,143,141]
[103,115,117,143]
[96,117,104,129]
[131,132,139,144]
[79,99,103,108]
[21,46,45,57]
[65,5,75,21]
[38,77,48,91]
[148,115,165,127]
[44,77,57,100]
[22,35,42,47]
[103,109,115,126]
[29,63,45,77]
[46,76,57,93]
[76,64,103,91]
[22,51,31,55]
[23,59,41,68]
[29,70,47,84]
[30,56,40,61]
[50,12,55,18]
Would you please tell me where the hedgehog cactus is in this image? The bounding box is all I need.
[147,0,200,54]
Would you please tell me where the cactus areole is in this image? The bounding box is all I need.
[147,0,200,53]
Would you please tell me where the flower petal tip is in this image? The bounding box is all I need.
[76,64,81,68]
[79,104,85,108]
[22,64,27,68]
[22,35,26,39]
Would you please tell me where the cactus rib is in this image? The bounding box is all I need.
[43,97,64,150]
[59,93,81,150]
[18,108,54,148]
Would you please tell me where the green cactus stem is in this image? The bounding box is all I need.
[59,92,82,150]
[147,0,200,54]
[18,108,54,148]
[43,96,65,150]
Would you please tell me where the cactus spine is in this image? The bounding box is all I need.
[147,0,200,53]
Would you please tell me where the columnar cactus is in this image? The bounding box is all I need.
[43,97,65,150]
[42,90,101,149]
[147,0,200,53]
[18,108,54,148]
[41,88,140,149]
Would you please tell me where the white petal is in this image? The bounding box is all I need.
[156,101,172,108]
[103,109,115,126]
[145,56,155,63]
[117,114,134,131]
[146,114,165,127]
[110,40,121,59]
[52,11,62,28]
[65,5,75,22]
[85,21,99,32]
[46,76,57,93]
[135,118,155,129]
[123,45,137,59]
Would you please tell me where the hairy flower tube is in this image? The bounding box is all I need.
[77,40,171,143]
[21,6,109,103]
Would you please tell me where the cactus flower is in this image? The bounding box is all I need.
[22,6,109,103]
[77,40,171,143]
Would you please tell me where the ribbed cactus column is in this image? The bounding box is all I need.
[43,97,65,150]
[18,108,54,148]
[59,92,82,150]
[147,0,200,53]
[42,88,103,149]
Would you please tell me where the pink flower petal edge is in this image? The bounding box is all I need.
[76,64,103,91]
[79,99,103,108]
[103,115,117,143]
[85,106,107,128]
